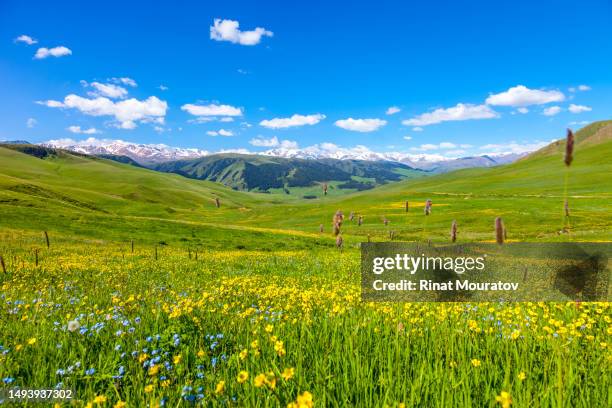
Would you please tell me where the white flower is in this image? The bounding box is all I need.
[67,320,80,332]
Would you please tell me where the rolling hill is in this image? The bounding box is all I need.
[151,153,425,195]
[0,120,610,244]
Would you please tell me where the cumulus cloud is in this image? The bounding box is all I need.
[210,18,273,46]
[15,35,37,45]
[88,82,128,99]
[403,136,412,141]
[39,94,167,129]
[412,127,424,132]
[259,113,325,129]
[386,106,401,115]
[67,125,100,134]
[34,46,72,59]
[516,107,529,114]
[569,84,591,92]
[402,103,498,126]
[207,129,234,137]
[26,118,37,128]
[110,77,137,87]
[568,104,592,114]
[158,85,168,91]
[249,136,298,149]
[181,103,243,117]
[334,118,387,132]
[479,140,551,155]
[486,85,564,107]
[542,106,562,116]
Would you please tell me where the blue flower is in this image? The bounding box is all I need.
[2,377,15,384]
[85,368,95,376]
[56,369,65,376]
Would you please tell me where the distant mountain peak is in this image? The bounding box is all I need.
[40,138,525,171]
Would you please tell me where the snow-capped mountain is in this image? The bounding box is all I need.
[40,138,526,171]
[41,138,209,164]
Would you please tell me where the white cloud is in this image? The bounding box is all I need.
[249,136,298,149]
[386,106,401,115]
[412,126,424,132]
[486,85,564,107]
[569,120,589,126]
[568,104,592,114]
[250,136,280,147]
[260,113,325,129]
[334,118,387,132]
[446,149,466,156]
[15,35,37,45]
[542,106,562,116]
[88,82,128,99]
[410,142,462,151]
[219,117,234,122]
[40,94,167,129]
[158,85,168,91]
[67,125,100,134]
[26,118,37,128]
[403,103,498,126]
[210,18,273,46]
[570,84,591,93]
[181,103,243,117]
[479,140,551,155]
[403,136,412,141]
[36,99,66,108]
[517,107,529,114]
[34,46,72,59]
[110,77,137,87]
[207,129,234,137]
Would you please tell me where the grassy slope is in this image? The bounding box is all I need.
[0,121,611,245]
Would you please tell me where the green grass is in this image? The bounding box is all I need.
[0,122,611,407]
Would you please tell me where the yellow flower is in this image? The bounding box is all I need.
[239,349,248,360]
[254,373,266,387]
[114,402,127,408]
[265,324,274,333]
[296,391,313,408]
[237,370,249,384]
[15,344,23,351]
[161,380,170,388]
[86,403,93,408]
[250,340,259,349]
[281,367,295,381]
[471,359,481,367]
[495,391,512,408]
[173,355,182,365]
[27,337,37,345]
[399,404,406,408]
[517,371,527,381]
[93,395,107,404]
[138,353,149,363]
[449,360,457,368]
[215,380,225,395]
[197,349,206,358]
[148,365,159,376]
[510,330,520,340]
[144,384,154,393]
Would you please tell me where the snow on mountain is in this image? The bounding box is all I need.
[40,137,526,170]
[41,138,209,164]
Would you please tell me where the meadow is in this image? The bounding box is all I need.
[0,122,611,407]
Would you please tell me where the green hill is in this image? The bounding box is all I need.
[0,121,610,245]
[151,153,424,196]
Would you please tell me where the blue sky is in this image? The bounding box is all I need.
[1,0,610,159]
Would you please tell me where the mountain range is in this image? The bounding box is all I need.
[37,138,524,172]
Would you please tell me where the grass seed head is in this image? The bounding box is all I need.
[451,220,457,242]
[564,128,574,167]
[424,199,432,215]
[495,217,505,244]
